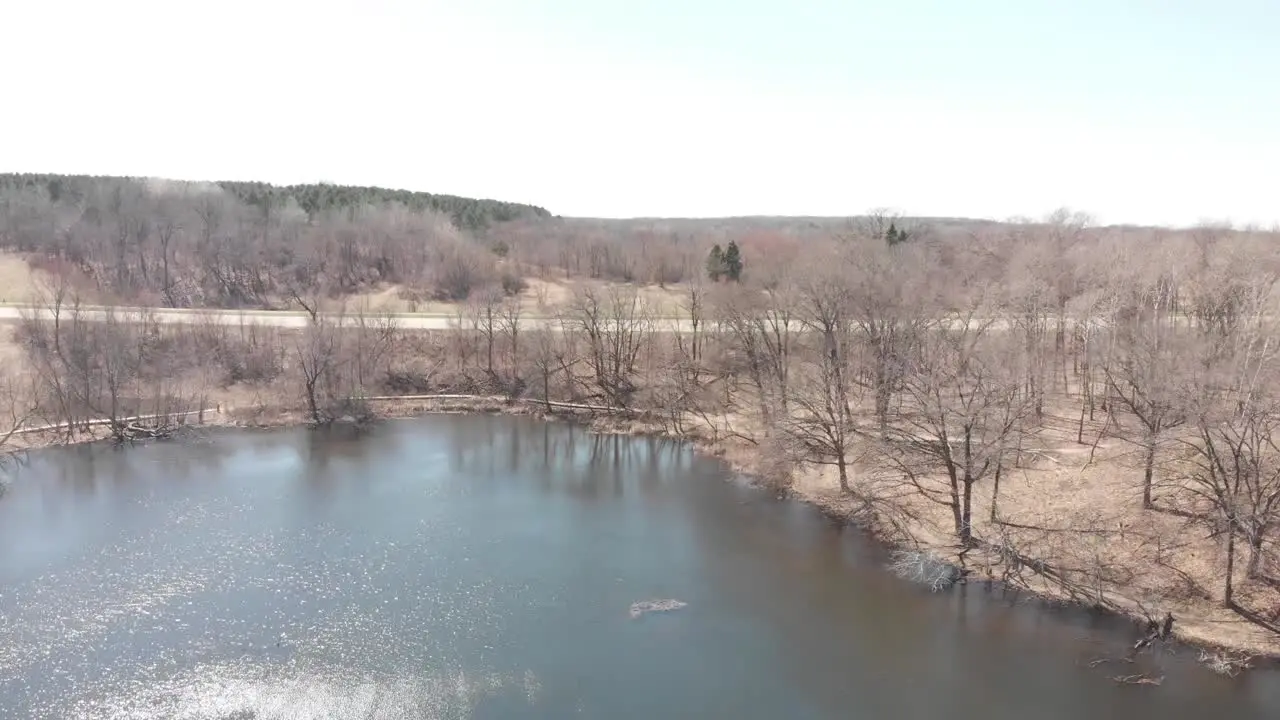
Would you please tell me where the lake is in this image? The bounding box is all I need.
[1,415,1278,718]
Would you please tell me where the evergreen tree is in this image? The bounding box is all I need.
[723,241,743,282]
[885,221,909,246]
[706,244,726,281]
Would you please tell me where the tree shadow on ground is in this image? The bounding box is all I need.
[1229,601,1280,636]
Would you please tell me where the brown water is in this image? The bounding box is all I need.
[0,415,1278,719]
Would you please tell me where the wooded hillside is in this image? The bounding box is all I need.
[0,174,550,230]
[0,174,548,307]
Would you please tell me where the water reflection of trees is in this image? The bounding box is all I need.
[145,434,232,480]
[297,423,407,502]
[1,420,698,511]
[24,437,230,499]
[442,418,692,500]
[0,435,238,537]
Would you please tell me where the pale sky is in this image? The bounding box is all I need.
[4,0,1278,226]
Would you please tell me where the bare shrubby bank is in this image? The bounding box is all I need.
[4,188,1280,655]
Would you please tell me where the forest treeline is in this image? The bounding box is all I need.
[0,174,549,230]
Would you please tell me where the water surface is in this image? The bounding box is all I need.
[1,415,1278,718]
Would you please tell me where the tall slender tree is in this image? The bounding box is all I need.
[706,244,726,282]
[723,241,744,282]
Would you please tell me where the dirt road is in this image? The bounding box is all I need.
[0,304,699,331]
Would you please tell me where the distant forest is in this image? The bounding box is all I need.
[4,172,1266,316]
[0,172,835,306]
[0,174,550,231]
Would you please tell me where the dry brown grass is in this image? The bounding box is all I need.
[0,251,692,320]
[297,277,688,318]
[0,254,49,304]
[0,252,114,306]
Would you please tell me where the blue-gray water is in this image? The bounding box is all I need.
[1,415,1278,718]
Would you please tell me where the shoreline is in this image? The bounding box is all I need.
[8,396,1279,666]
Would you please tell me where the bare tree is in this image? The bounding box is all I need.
[674,280,707,384]
[153,193,187,307]
[295,310,342,425]
[18,279,84,439]
[18,286,191,442]
[786,333,865,492]
[468,287,503,380]
[0,375,37,492]
[497,294,525,395]
[713,282,794,430]
[1004,251,1055,420]
[569,286,652,408]
[883,306,1034,545]
[433,241,491,301]
[1105,307,1190,509]
[1184,386,1280,605]
[788,257,862,491]
[1181,293,1280,605]
[348,303,398,395]
[97,306,147,440]
[844,239,931,431]
[529,328,561,411]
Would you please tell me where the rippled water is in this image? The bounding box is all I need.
[1,415,1278,718]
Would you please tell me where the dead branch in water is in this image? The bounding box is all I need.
[1086,657,1133,668]
[1111,674,1163,686]
[1199,650,1254,677]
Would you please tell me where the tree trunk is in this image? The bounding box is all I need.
[990,461,1003,524]
[1247,533,1265,579]
[948,470,964,541]
[1224,526,1237,608]
[1086,368,1096,421]
[485,328,495,375]
[1077,392,1087,444]
[1142,440,1156,509]
[961,477,974,546]
[874,363,891,431]
[836,450,849,493]
[161,241,174,306]
[304,377,322,424]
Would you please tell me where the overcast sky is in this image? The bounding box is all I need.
[4,0,1277,226]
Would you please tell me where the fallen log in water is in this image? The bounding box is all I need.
[629,599,688,619]
[115,420,194,443]
[1111,674,1163,686]
[14,408,216,437]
